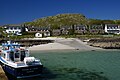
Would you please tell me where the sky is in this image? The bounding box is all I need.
[0,0,120,25]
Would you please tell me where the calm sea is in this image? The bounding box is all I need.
[8,50,120,80]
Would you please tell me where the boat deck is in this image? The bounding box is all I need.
[6,61,26,68]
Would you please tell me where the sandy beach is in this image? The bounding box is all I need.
[29,37,103,51]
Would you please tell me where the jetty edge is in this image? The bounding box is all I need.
[0,65,8,80]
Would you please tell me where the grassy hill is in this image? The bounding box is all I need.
[24,13,88,29]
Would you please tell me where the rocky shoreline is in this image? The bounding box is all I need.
[87,38,120,49]
[0,39,54,47]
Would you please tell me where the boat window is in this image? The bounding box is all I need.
[15,52,19,58]
[13,46,16,48]
[21,51,25,61]
[10,51,14,61]
[25,50,29,57]
[3,54,6,58]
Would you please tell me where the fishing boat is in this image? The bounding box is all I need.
[0,41,43,78]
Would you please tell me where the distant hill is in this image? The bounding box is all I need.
[24,13,88,29]
[2,13,120,28]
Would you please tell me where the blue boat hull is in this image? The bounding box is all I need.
[0,61,43,78]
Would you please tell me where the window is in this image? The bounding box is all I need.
[10,51,14,61]
[21,51,25,61]
[116,26,118,29]
[18,27,21,29]
[15,52,19,58]
[10,27,13,30]
[3,54,6,58]
[14,27,17,29]
[9,31,11,33]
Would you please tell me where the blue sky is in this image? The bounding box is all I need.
[0,0,120,25]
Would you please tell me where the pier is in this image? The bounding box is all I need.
[0,66,8,80]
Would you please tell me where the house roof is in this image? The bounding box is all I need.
[26,27,50,31]
[75,25,86,27]
[106,24,118,27]
[91,24,103,27]
[3,25,23,29]
[61,26,70,28]
[74,25,86,29]
[53,29,61,32]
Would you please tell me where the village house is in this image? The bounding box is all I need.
[60,26,71,35]
[52,29,61,36]
[25,26,51,37]
[105,24,120,34]
[3,25,25,36]
[89,25,104,34]
[74,25,87,34]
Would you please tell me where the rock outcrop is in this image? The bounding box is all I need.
[87,38,120,49]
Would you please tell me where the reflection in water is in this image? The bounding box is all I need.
[53,67,108,80]
[5,67,108,80]
[2,50,120,80]
[5,67,57,80]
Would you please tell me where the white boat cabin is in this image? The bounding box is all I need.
[1,41,29,62]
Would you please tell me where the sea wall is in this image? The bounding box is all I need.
[87,38,120,49]
[0,39,54,47]
[0,66,8,80]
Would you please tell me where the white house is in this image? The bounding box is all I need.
[44,30,50,37]
[35,33,42,38]
[25,26,51,37]
[105,24,120,34]
[3,25,24,35]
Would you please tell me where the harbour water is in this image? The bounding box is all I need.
[7,50,120,80]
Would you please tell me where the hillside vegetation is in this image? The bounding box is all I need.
[88,19,120,25]
[24,13,120,29]
[24,13,88,29]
